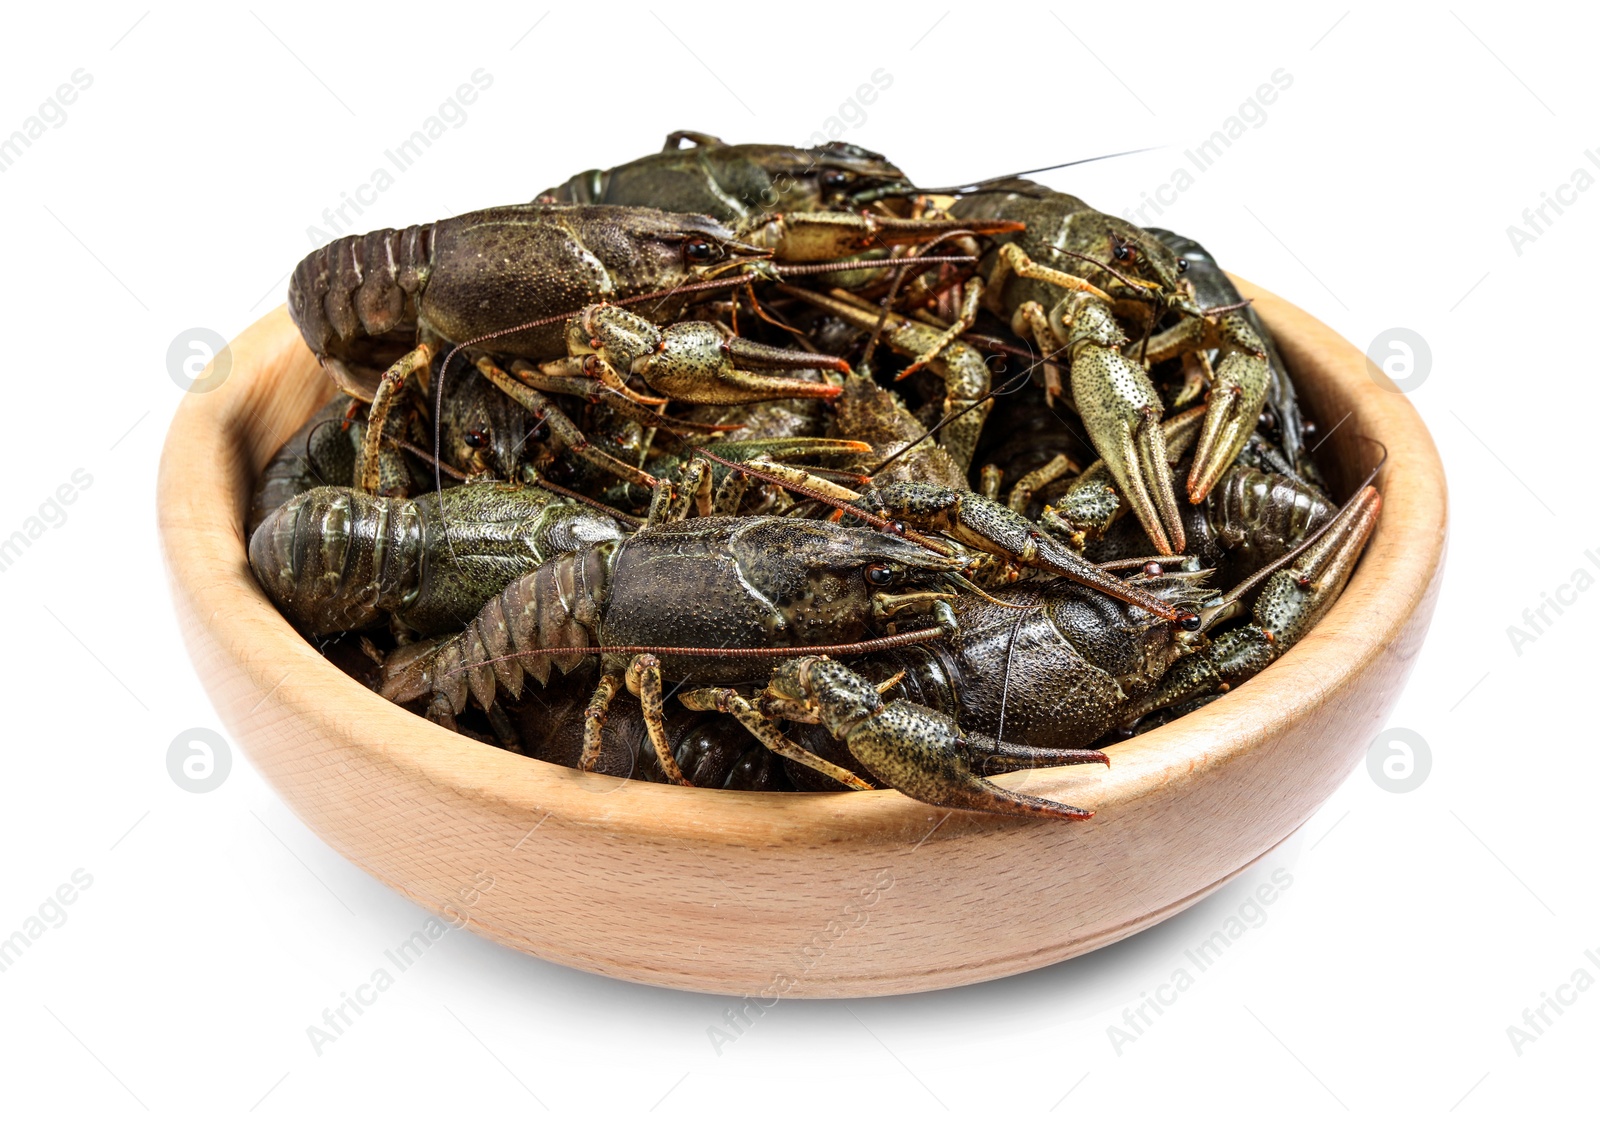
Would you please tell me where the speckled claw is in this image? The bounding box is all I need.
[778,285,993,472]
[1123,484,1382,722]
[1065,299,1186,554]
[1187,314,1272,504]
[738,209,1023,263]
[1219,483,1383,653]
[765,657,1100,822]
[645,321,846,403]
[573,304,845,405]
[1045,406,1207,547]
[858,480,1194,626]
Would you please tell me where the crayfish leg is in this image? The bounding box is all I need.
[580,672,623,774]
[990,242,1113,308]
[356,343,433,493]
[476,357,659,490]
[679,687,874,792]
[625,654,691,787]
[1005,453,1077,514]
[899,278,982,379]
[484,700,523,752]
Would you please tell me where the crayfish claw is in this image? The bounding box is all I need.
[1064,299,1185,554]
[769,657,1098,822]
[967,734,1111,772]
[847,702,1097,822]
[737,210,1021,263]
[575,304,844,405]
[860,481,1187,624]
[1187,317,1272,504]
[1103,395,1185,556]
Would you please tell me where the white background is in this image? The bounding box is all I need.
[1,3,1593,1118]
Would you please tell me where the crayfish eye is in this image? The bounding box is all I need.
[863,561,895,587]
[1112,242,1135,263]
[683,236,717,263]
[463,428,489,449]
[1176,258,1189,273]
[820,169,848,191]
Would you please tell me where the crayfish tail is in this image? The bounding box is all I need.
[288,225,434,401]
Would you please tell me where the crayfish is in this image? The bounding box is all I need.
[246,131,1381,823]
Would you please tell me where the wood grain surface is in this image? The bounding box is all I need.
[156,280,1448,996]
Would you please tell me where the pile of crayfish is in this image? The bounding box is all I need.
[248,132,1380,822]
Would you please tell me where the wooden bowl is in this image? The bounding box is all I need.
[157,280,1446,997]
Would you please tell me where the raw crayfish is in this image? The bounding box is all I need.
[246,132,1380,823]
